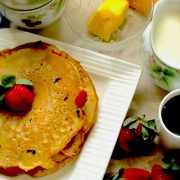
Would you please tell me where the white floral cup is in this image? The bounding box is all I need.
[141,0,180,91]
[158,89,180,149]
[0,0,66,29]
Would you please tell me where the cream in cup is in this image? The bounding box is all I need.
[159,89,180,149]
[151,0,180,70]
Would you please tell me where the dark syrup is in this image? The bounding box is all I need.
[162,95,180,135]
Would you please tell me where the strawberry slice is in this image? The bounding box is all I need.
[75,90,87,108]
[151,164,173,180]
[5,84,34,112]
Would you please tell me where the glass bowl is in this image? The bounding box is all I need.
[65,0,153,51]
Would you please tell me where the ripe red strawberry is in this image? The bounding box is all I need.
[122,168,151,180]
[75,90,87,108]
[151,164,173,180]
[5,84,34,112]
[118,115,158,154]
[118,128,134,153]
[108,167,151,180]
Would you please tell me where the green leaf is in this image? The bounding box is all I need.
[123,117,138,127]
[147,119,157,129]
[163,68,175,77]
[142,127,150,140]
[152,65,162,73]
[112,168,124,180]
[163,159,180,171]
[112,172,120,180]
[0,94,5,109]
[129,120,139,129]
[16,79,33,86]
[171,160,180,171]
[142,119,157,132]
[163,162,171,170]
[1,75,16,88]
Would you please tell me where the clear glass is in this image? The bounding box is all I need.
[65,0,153,51]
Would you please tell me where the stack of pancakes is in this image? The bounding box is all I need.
[0,42,98,177]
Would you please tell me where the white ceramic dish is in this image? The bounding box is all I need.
[0,28,142,180]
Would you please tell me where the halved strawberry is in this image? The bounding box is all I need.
[118,115,158,154]
[5,84,34,112]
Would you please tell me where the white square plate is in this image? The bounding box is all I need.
[0,29,142,180]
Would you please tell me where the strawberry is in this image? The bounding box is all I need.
[118,115,158,154]
[75,90,87,108]
[118,128,134,153]
[106,167,151,180]
[0,166,25,176]
[5,84,34,112]
[151,164,173,180]
[162,151,180,179]
[122,168,151,180]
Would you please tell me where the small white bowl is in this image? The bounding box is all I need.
[159,89,180,149]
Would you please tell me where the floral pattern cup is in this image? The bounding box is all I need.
[0,0,66,29]
[141,0,180,91]
[142,23,180,91]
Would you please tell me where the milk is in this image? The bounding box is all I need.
[152,10,180,68]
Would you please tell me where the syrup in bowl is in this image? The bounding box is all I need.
[162,95,180,135]
[159,89,180,149]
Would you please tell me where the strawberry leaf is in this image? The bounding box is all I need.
[163,159,180,171]
[142,119,156,131]
[129,120,139,129]
[16,79,33,86]
[1,75,16,88]
[142,126,150,140]
[123,117,138,127]
[163,162,171,170]
[112,168,124,180]
[171,160,180,171]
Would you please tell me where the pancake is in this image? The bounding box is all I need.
[0,42,90,171]
[26,44,98,177]
[0,41,98,177]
